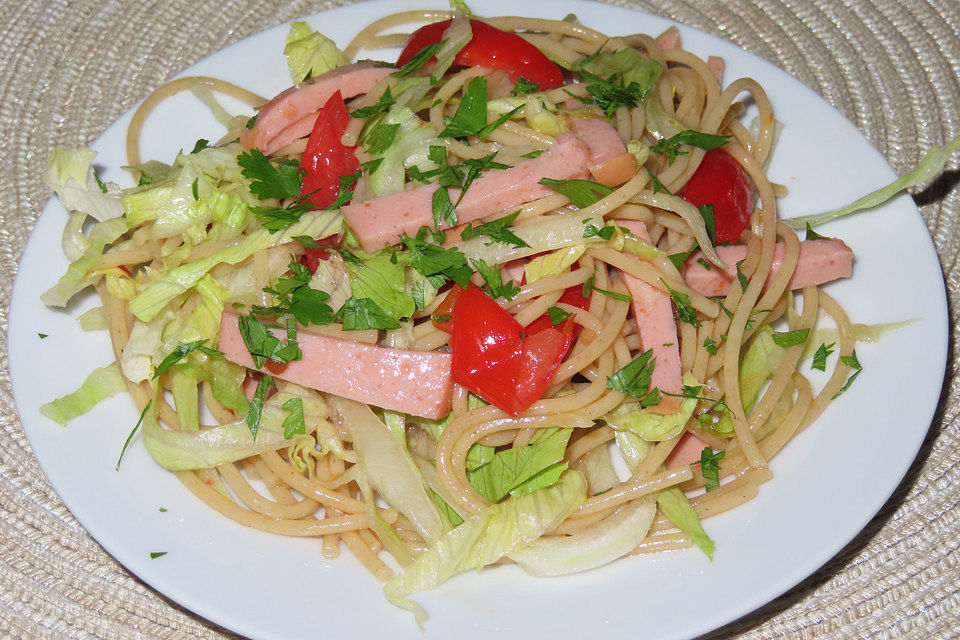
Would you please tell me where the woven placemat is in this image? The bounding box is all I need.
[1,1,957,638]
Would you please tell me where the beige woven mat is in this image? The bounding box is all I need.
[1,0,957,638]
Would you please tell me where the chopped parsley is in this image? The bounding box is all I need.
[237,149,303,200]
[649,130,731,164]
[805,223,829,241]
[735,259,748,290]
[661,279,700,327]
[771,328,810,348]
[547,306,574,326]
[580,70,648,116]
[470,258,521,301]
[392,40,445,78]
[668,251,691,271]
[697,204,717,246]
[190,139,209,154]
[247,375,272,438]
[153,339,223,378]
[400,228,472,288]
[647,169,671,194]
[116,400,152,471]
[337,297,400,330]
[238,313,302,368]
[511,77,540,96]
[811,342,835,372]
[538,177,614,208]
[703,337,718,355]
[149,552,168,559]
[459,210,528,248]
[832,350,863,399]
[281,397,305,438]
[38,333,48,339]
[364,122,401,154]
[591,286,632,303]
[350,87,395,118]
[699,447,725,492]
[607,349,658,400]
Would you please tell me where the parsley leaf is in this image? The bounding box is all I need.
[289,287,336,326]
[591,286,632,302]
[237,149,303,200]
[582,273,596,298]
[38,333,48,339]
[150,552,168,559]
[190,139,209,154]
[153,339,223,378]
[252,201,312,233]
[703,337,718,354]
[771,328,810,348]
[392,40,445,78]
[580,71,647,116]
[470,258,520,301]
[668,251,691,271]
[350,87,395,118]
[432,187,458,228]
[511,77,540,96]
[281,397,305,439]
[325,170,362,210]
[338,297,401,330]
[521,149,544,159]
[247,375,272,438]
[399,230,472,288]
[832,350,863,399]
[699,447,725,492]
[647,169,671,194]
[811,342,835,372]
[607,349,657,398]
[735,258,748,290]
[661,280,700,327]
[440,76,489,138]
[116,400,152,471]
[539,177,614,208]
[245,115,257,129]
[238,313,302,368]
[93,171,108,194]
[547,306,574,326]
[649,130,731,164]
[460,210,529,248]
[583,223,617,240]
[697,204,717,246]
[364,122,401,154]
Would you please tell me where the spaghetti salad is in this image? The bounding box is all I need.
[39,3,951,623]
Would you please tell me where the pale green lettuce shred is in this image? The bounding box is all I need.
[454,211,604,266]
[121,306,178,383]
[42,217,129,307]
[122,145,255,239]
[368,106,442,197]
[62,211,89,261]
[578,47,663,92]
[384,470,587,625]
[613,430,715,559]
[605,373,700,442]
[143,383,326,470]
[510,495,656,575]
[786,133,960,230]
[129,210,340,322]
[158,275,231,358]
[171,369,200,432]
[345,250,415,325]
[45,147,124,222]
[525,245,586,283]
[799,320,917,362]
[657,486,714,559]
[330,396,444,545]
[284,21,349,84]
[188,80,236,127]
[178,352,250,414]
[487,95,566,136]
[431,15,473,80]
[40,362,127,425]
[77,306,107,331]
[467,428,572,503]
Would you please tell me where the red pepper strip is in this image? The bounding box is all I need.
[396,19,564,90]
[431,285,464,332]
[450,284,568,416]
[681,148,754,244]
[301,234,342,273]
[299,90,359,211]
[524,281,592,340]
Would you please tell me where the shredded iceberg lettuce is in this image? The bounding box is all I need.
[39,363,127,426]
[605,373,700,442]
[284,21,349,84]
[384,470,586,625]
[45,148,124,222]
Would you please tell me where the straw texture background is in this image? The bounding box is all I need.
[0,0,957,638]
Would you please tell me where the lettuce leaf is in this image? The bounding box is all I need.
[284,21,349,84]
[40,362,128,426]
[45,147,124,222]
[384,470,586,624]
[656,486,714,559]
[510,495,656,575]
[142,383,326,470]
[330,396,444,545]
[605,373,699,442]
[345,250,416,326]
[467,427,572,502]
[41,217,129,307]
[578,47,663,93]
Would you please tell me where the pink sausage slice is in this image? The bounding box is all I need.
[617,219,683,414]
[218,310,453,419]
[683,239,854,297]
[665,431,708,469]
[342,131,591,252]
[241,62,392,155]
[569,117,637,187]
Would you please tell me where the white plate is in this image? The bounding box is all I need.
[8,1,948,639]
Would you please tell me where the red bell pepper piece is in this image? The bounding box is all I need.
[299,90,359,211]
[449,284,568,416]
[431,285,464,332]
[301,234,342,273]
[681,149,754,244]
[396,19,563,90]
